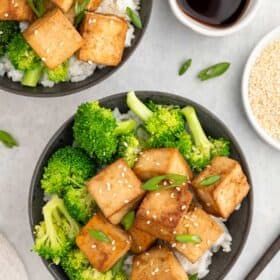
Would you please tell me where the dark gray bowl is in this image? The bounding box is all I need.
[0,3,152,97]
[29,91,253,280]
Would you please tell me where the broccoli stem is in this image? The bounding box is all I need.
[115,119,137,135]
[127,91,153,122]
[181,106,211,152]
[21,65,43,87]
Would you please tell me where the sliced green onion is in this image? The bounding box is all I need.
[199,175,220,186]
[189,273,198,280]
[198,62,230,81]
[175,234,201,244]
[111,256,126,277]
[74,0,90,26]
[142,174,188,191]
[0,130,18,148]
[88,229,111,243]
[121,211,135,230]
[179,59,192,76]
[27,0,45,17]
[126,7,142,29]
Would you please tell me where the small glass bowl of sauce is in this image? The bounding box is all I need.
[169,0,260,37]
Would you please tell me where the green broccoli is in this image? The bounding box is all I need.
[33,196,80,265]
[117,133,141,167]
[41,146,95,195]
[7,33,43,87]
[73,101,137,164]
[61,248,113,280]
[0,21,19,57]
[181,106,230,171]
[63,187,97,224]
[46,60,69,83]
[114,271,128,280]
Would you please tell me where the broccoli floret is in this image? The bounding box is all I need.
[73,101,137,164]
[7,33,43,87]
[114,271,128,280]
[33,196,80,265]
[41,146,95,195]
[181,106,231,171]
[63,187,97,224]
[127,91,185,146]
[0,21,19,57]
[46,61,69,83]
[117,133,141,167]
[61,248,113,280]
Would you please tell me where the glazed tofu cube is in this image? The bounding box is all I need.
[23,8,83,69]
[129,226,156,254]
[134,148,193,182]
[192,157,250,219]
[76,213,131,272]
[51,0,73,12]
[174,207,224,263]
[78,12,128,66]
[87,159,145,224]
[131,247,188,280]
[134,186,192,241]
[0,0,33,21]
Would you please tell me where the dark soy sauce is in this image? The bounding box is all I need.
[177,0,250,27]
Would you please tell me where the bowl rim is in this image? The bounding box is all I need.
[0,3,153,98]
[242,25,280,151]
[168,0,260,37]
[28,91,253,280]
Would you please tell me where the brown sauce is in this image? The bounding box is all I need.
[177,0,250,27]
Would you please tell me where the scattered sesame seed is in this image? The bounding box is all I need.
[169,217,173,222]
[146,210,150,215]
[155,162,160,166]
[91,244,96,249]
[128,184,133,189]
[112,240,115,245]
[41,57,46,62]
[176,187,181,192]
[112,246,116,251]
[170,192,176,198]
[155,192,160,196]
[152,215,157,219]
[34,30,38,35]
[4,13,9,18]
[124,199,129,204]
[181,205,187,210]
[121,172,125,177]
[88,60,93,64]
[106,182,111,191]
[146,220,151,225]
[136,261,140,266]
[171,243,176,248]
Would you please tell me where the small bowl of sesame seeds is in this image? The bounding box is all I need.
[242,26,280,150]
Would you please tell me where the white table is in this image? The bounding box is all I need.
[0,1,279,279]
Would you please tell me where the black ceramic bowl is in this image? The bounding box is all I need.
[0,3,152,97]
[29,91,253,280]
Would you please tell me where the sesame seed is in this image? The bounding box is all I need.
[173,230,177,234]
[34,30,38,35]
[176,187,181,192]
[147,220,151,224]
[146,210,150,215]
[181,205,187,210]
[112,240,115,245]
[169,217,173,222]
[123,167,127,172]
[170,192,176,198]
[124,199,129,204]
[128,184,133,189]
[41,57,46,62]
[155,162,160,166]
[121,172,125,177]
[4,13,9,18]
[171,243,176,248]
[91,244,96,249]
[106,182,111,191]
[118,164,123,168]
[145,252,150,256]
[155,192,160,196]
[152,215,157,219]
[138,245,142,250]
[112,246,116,251]
[136,261,140,266]
[194,222,199,227]
[88,60,93,64]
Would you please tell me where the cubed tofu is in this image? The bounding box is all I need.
[78,12,128,66]
[76,213,131,272]
[0,0,33,21]
[51,0,73,12]
[129,226,156,254]
[134,186,192,241]
[173,207,224,263]
[192,157,250,219]
[134,148,193,182]
[87,159,145,224]
[131,247,189,280]
[23,8,83,69]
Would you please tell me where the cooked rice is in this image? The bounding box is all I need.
[0,0,140,88]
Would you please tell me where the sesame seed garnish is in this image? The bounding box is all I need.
[155,192,160,196]
[124,199,129,204]
[169,217,173,222]
[176,187,181,192]
[194,222,199,227]
[112,246,116,251]
[155,162,160,166]
[136,261,140,266]
[128,184,133,189]
[146,220,151,224]
[41,57,46,62]
[181,205,187,210]
[106,182,111,191]
[146,210,150,215]
[112,240,115,245]
[4,13,9,18]
[88,60,93,64]
[91,244,96,249]
[138,245,142,250]
[152,215,157,219]
[171,243,176,248]
[118,164,123,169]
[170,192,176,198]
[145,252,150,256]
[173,230,177,234]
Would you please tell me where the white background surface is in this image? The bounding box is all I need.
[0,1,279,279]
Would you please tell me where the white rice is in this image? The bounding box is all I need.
[0,0,140,87]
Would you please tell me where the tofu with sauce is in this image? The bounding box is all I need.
[192,157,250,219]
[87,159,145,224]
[129,226,156,254]
[173,207,224,263]
[78,12,128,66]
[51,0,73,12]
[76,213,131,272]
[23,8,83,69]
[133,148,193,182]
[0,0,34,21]
[134,186,192,241]
[131,247,189,280]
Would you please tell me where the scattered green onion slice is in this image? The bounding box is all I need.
[175,234,201,244]
[74,0,90,26]
[121,210,135,230]
[142,174,188,191]
[179,59,192,76]
[27,0,45,17]
[199,175,220,186]
[189,273,198,280]
[111,256,126,277]
[126,7,142,29]
[198,62,230,81]
[0,130,18,148]
[88,229,111,243]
